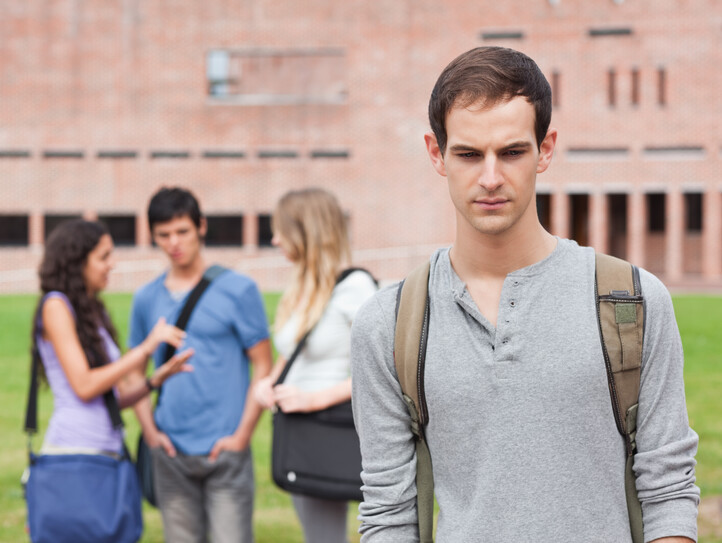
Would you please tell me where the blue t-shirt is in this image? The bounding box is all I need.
[128,268,269,455]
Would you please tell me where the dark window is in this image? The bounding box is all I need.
[44,214,82,240]
[647,193,666,232]
[310,149,350,159]
[480,31,525,40]
[569,194,590,247]
[202,150,246,159]
[150,151,191,159]
[608,69,616,107]
[97,150,138,159]
[588,27,633,37]
[206,215,243,246]
[607,194,628,259]
[43,150,84,159]
[257,214,273,247]
[631,68,640,106]
[684,193,703,232]
[258,150,298,159]
[657,67,666,106]
[0,215,29,246]
[99,215,136,246]
[536,194,551,231]
[0,150,31,158]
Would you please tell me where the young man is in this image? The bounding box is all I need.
[129,187,272,543]
[350,47,699,542]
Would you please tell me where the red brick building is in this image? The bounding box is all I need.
[1,0,721,293]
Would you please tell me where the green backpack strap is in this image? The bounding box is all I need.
[595,252,645,543]
[394,261,434,543]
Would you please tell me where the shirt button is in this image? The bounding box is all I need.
[510,300,516,307]
[513,281,520,287]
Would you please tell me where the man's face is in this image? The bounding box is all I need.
[151,215,206,269]
[425,96,556,240]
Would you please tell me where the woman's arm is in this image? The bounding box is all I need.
[273,377,352,413]
[42,297,186,402]
[254,355,288,409]
[116,350,194,409]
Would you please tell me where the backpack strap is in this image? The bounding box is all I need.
[394,261,434,543]
[595,252,645,543]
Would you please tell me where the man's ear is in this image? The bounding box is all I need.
[424,132,447,177]
[199,217,208,238]
[536,128,557,174]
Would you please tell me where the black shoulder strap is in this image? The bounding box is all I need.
[161,264,227,364]
[336,266,379,287]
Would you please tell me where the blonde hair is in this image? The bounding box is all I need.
[273,188,351,341]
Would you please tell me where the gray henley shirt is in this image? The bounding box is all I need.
[351,238,699,542]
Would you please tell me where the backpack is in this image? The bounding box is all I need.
[393,252,645,543]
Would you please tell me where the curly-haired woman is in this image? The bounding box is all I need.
[30,219,193,538]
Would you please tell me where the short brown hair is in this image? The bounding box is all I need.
[429,46,552,153]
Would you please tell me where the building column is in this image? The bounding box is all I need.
[627,191,646,268]
[589,191,608,254]
[137,211,150,247]
[551,191,569,239]
[244,213,258,250]
[702,189,722,279]
[29,212,44,249]
[666,189,684,282]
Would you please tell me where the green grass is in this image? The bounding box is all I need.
[0,293,720,542]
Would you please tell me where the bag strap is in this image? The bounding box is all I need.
[275,267,378,387]
[595,252,645,543]
[161,264,228,365]
[393,261,433,543]
[152,264,227,407]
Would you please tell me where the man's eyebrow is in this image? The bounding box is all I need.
[501,141,534,151]
[448,144,481,153]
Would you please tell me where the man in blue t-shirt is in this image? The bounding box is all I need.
[128,187,272,543]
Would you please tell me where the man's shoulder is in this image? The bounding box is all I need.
[208,267,260,296]
[133,272,167,302]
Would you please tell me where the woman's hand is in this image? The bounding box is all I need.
[140,317,186,357]
[273,384,317,413]
[148,348,194,389]
[254,375,277,409]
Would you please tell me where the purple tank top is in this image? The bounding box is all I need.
[36,292,123,452]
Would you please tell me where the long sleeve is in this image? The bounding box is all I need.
[634,270,700,542]
[351,288,420,542]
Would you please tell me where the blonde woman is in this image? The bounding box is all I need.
[255,188,377,543]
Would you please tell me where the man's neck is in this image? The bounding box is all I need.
[450,221,557,283]
[166,255,206,291]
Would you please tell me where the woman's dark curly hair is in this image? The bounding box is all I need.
[32,220,119,376]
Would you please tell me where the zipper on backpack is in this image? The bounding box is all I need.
[417,294,430,428]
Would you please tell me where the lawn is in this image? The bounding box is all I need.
[0,292,720,542]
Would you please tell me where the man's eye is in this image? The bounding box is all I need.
[506,150,523,157]
[458,152,477,159]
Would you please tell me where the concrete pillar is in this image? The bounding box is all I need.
[666,189,684,282]
[627,191,646,269]
[589,191,608,254]
[29,212,44,248]
[702,189,722,279]
[551,191,569,239]
[244,213,258,250]
[137,211,150,247]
